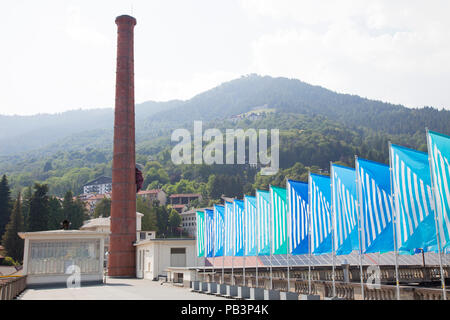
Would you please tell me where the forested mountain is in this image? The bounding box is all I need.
[0,74,448,198]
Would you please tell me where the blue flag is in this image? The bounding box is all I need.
[224,201,234,256]
[390,144,437,253]
[234,200,245,256]
[213,205,225,257]
[309,173,333,255]
[244,196,257,256]
[256,190,271,255]
[287,179,309,255]
[356,158,394,253]
[428,130,450,250]
[205,208,214,258]
[331,164,359,255]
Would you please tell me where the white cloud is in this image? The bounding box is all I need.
[242,0,450,108]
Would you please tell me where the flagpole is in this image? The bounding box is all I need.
[355,156,366,300]
[426,129,447,300]
[204,212,206,283]
[222,208,225,284]
[243,199,246,287]
[387,145,401,300]
[232,203,235,286]
[256,194,259,288]
[330,162,336,298]
[286,179,291,292]
[308,172,312,295]
[269,185,274,290]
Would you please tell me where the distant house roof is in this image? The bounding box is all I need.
[169,193,201,198]
[137,189,164,195]
[83,176,112,187]
[80,212,144,229]
[86,193,111,201]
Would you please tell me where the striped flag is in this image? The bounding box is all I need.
[309,173,333,255]
[196,210,205,257]
[234,200,245,256]
[256,190,271,255]
[213,205,225,257]
[224,201,234,256]
[287,179,309,255]
[331,164,359,255]
[244,196,257,256]
[270,186,288,255]
[427,130,450,249]
[356,158,394,253]
[390,144,437,253]
[205,208,214,258]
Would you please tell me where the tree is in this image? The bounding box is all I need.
[28,183,50,232]
[62,191,86,229]
[47,197,63,230]
[155,205,170,238]
[2,193,24,262]
[168,210,181,236]
[93,197,111,218]
[21,186,32,231]
[0,175,12,239]
[137,197,158,231]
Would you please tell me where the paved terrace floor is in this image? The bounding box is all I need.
[19,278,226,300]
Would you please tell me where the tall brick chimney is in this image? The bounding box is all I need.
[108,15,137,277]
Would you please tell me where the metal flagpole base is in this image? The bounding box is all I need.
[280,292,299,300]
[237,286,251,299]
[299,294,321,300]
[199,281,208,292]
[225,285,238,297]
[215,283,227,295]
[264,289,281,300]
[206,282,217,294]
[250,287,265,300]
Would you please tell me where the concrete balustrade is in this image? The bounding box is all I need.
[0,276,27,300]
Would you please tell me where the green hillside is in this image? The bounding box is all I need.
[0,74,448,199]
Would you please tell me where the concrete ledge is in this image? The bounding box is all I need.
[238,286,251,299]
[226,285,238,297]
[26,280,103,290]
[280,291,299,300]
[264,289,281,300]
[299,294,321,300]
[250,287,265,300]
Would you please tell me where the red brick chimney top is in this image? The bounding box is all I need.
[115,15,137,26]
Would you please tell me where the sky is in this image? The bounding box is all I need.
[1,0,450,115]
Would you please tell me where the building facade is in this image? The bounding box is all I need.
[82,176,112,195]
[137,189,167,205]
[134,238,201,280]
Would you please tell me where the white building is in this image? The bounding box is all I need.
[80,212,155,252]
[19,230,108,288]
[82,176,112,195]
[134,238,202,283]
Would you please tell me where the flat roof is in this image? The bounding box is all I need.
[19,230,109,239]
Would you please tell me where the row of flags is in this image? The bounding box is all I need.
[196,130,450,258]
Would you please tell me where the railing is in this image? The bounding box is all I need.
[0,276,27,300]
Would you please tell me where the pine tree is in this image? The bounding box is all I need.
[1,193,24,262]
[28,183,50,232]
[47,197,63,230]
[21,186,32,231]
[0,175,12,239]
[62,191,86,229]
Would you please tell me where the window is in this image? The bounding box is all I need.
[28,240,100,275]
